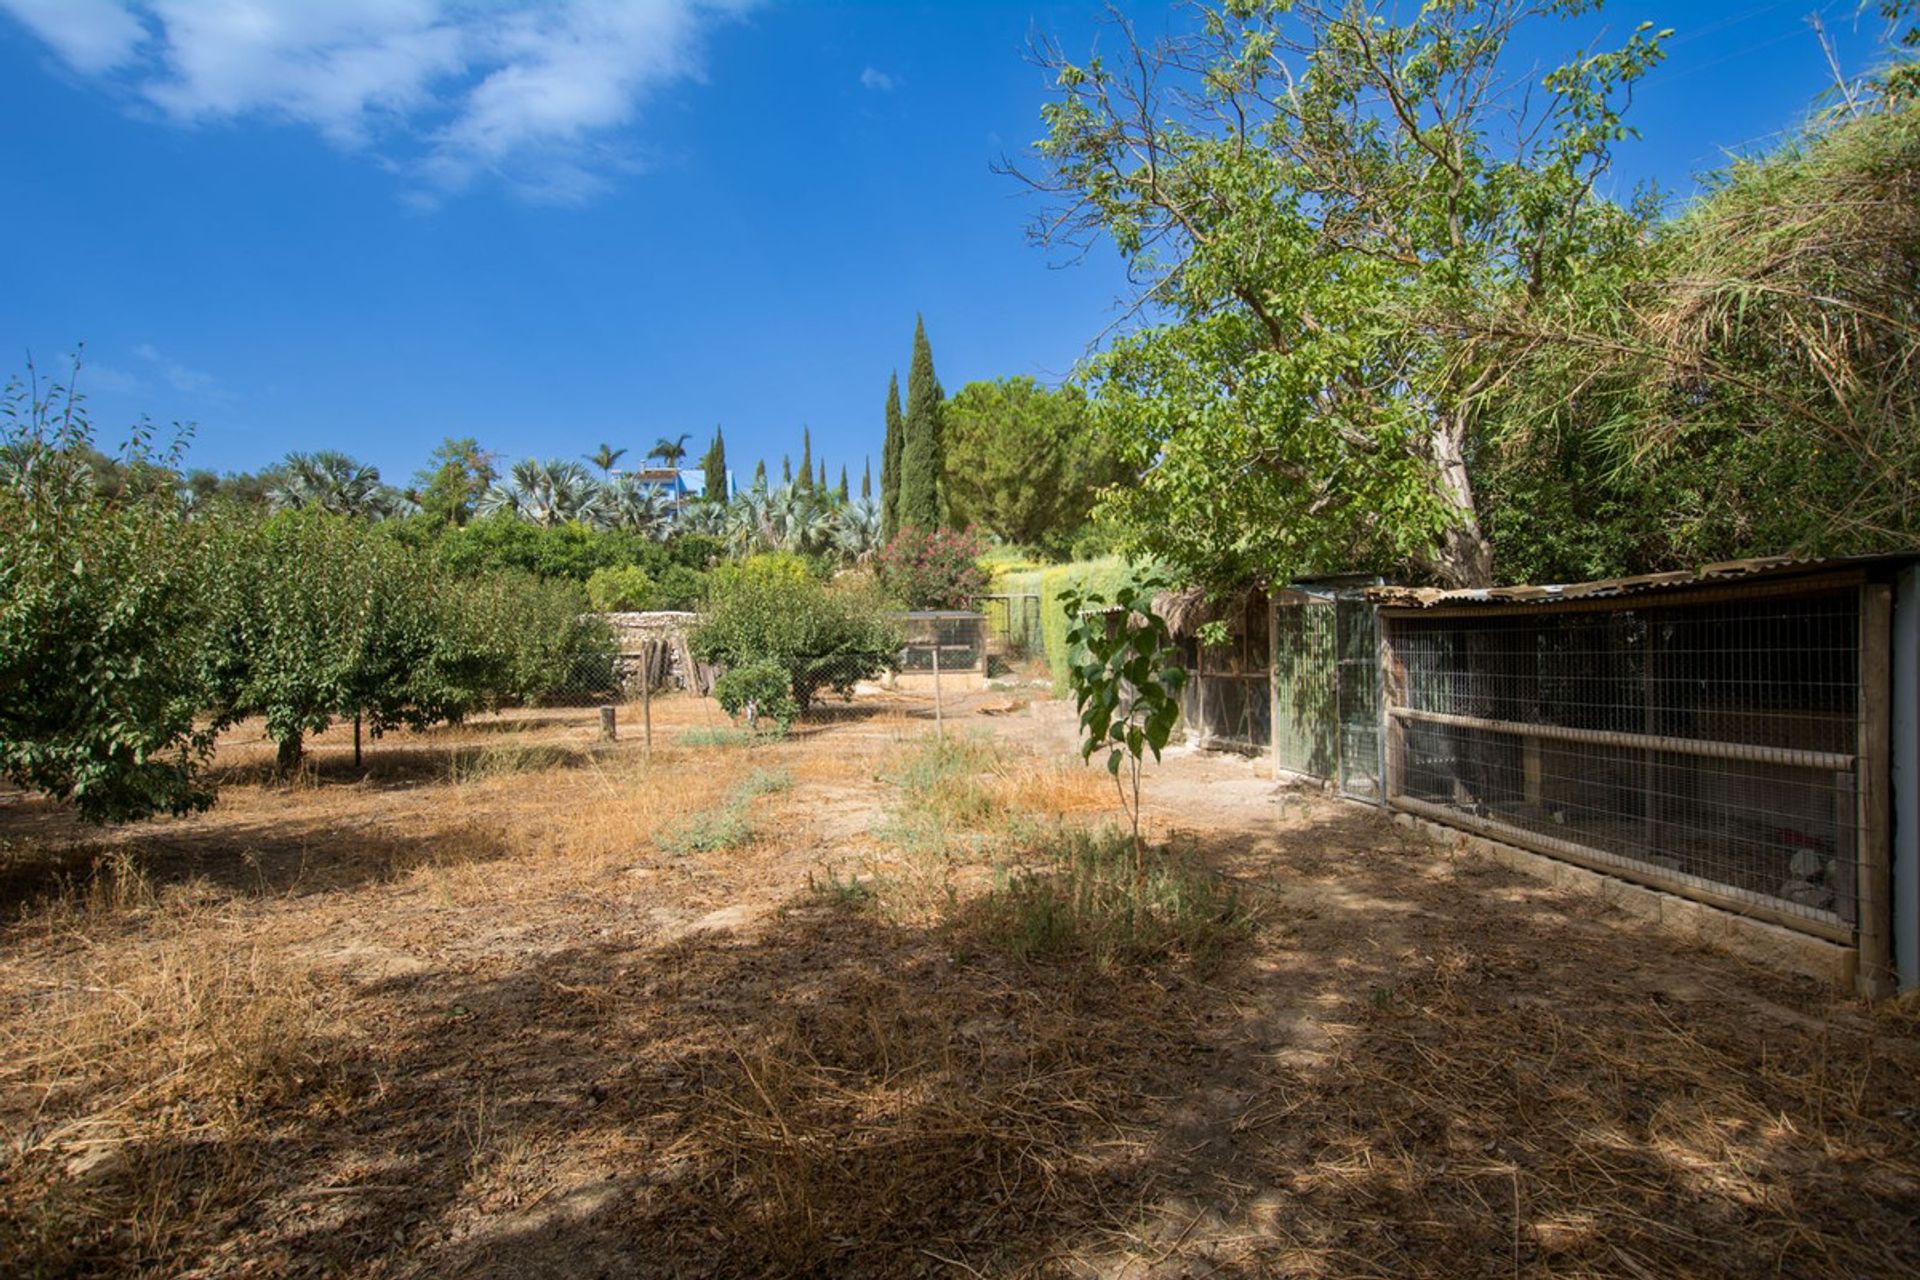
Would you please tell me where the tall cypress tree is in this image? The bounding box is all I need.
[837,465,849,503]
[782,455,792,486]
[862,457,872,501]
[798,426,813,491]
[898,314,943,530]
[881,372,903,539]
[753,459,767,490]
[817,460,827,492]
[701,425,727,502]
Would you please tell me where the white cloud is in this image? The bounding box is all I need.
[0,0,756,203]
[859,65,895,92]
[134,342,228,399]
[0,0,144,74]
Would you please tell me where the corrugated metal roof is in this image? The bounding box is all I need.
[1367,553,1919,610]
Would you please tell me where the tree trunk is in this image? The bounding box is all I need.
[1427,415,1494,589]
[276,732,303,778]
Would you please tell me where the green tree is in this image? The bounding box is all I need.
[587,443,627,478]
[881,372,903,539]
[753,459,768,489]
[898,314,944,530]
[1061,581,1185,863]
[0,368,217,820]
[837,465,849,503]
[412,436,497,528]
[701,425,728,502]
[691,559,902,711]
[943,377,1124,556]
[650,434,692,470]
[798,425,814,491]
[862,457,872,501]
[1019,1,1665,589]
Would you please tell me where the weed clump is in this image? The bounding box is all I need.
[972,827,1249,972]
[656,767,793,855]
[877,732,1011,858]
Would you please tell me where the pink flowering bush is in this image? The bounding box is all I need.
[876,525,989,609]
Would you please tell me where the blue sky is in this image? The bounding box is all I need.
[0,1,1898,488]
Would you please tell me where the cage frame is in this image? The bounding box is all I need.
[1376,566,1893,979]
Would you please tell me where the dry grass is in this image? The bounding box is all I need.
[0,696,1916,1277]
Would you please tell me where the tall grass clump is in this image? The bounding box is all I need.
[878,732,1010,858]
[973,827,1249,972]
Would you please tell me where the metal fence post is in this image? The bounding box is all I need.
[932,623,944,735]
[642,639,655,761]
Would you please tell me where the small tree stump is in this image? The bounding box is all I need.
[599,705,617,741]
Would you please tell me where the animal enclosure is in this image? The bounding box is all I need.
[1376,572,1887,943]
[1270,586,1382,799]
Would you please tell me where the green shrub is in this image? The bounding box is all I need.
[692,569,902,711]
[712,660,799,731]
[585,562,707,612]
[993,556,1154,691]
[586,564,655,611]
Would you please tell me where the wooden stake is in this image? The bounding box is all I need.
[599,705,617,742]
[353,713,362,769]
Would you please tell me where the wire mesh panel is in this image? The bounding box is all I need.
[1272,596,1337,779]
[1384,586,1863,936]
[974,594,1042,661]
[1336,598,1382,800]
[1180,597,1272,753]
[898,612,986,673]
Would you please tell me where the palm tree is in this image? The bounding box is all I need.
[587,443,627,477]
[269,451,393,518]
[480,457,601,527]
[650,433,693,469]
[724,487,772,556]
[835,496,884,563]
[601,474,672,537]
[678,499,728,537]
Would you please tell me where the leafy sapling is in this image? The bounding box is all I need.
[1059,581,1186,869]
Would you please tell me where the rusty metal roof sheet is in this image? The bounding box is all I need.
[1367,553,1919,610]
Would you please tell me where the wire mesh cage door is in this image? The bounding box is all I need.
[1335,597,1383,800]
[1272,594,1338,780]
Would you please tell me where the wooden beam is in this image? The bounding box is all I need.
[1389,793,1853,944]
[1386,706,1854,773]
[1858,583,1894,998]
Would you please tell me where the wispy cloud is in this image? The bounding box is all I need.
[0,0,758,205]
[133,342,229,401]
[859,65,896,92]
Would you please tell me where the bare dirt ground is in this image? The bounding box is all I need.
[2,691,1917,1278]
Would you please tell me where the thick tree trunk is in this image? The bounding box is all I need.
[1426,415,1494,589]
[276,732,303,778]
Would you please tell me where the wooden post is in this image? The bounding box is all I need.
[1382,621,1406,803]
[931,623,944,734]
[353,713,363,769]
[1858,583,1894,998]
[642,640,654,761]
[599,705,617,742]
